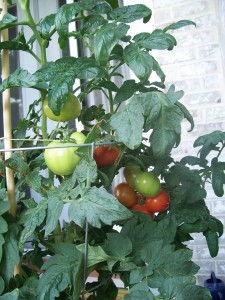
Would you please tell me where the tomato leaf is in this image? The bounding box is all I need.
[204,229,219,257]
[19,200,47,246]
[37,57,105,115]
[93,23,129,66]
[81,14,108,34]
[103,232,132,259]
[160,276,211,300]
[0,289,19,299]
[68,186,132,228]
[0,189,10,215]
[114,80,139,104]
[39,14,56,40]
[193,130,225,160]
[0,13,17,31]
[125,290,154,300]
[150,103,183,158]
[133,29,177,51]
[163,20,196,32]
[0,217,8,234]
[55,0,101,38]
[0,68,48,92]
[110,99,144,150]
[124,43,153,82]
[0,224,20,284]
[38,243,83,300]
[45,190,64,236]
[74,158,97,183]
[0,276,4,295]
[108,4,152,23]
[211,159,225,197]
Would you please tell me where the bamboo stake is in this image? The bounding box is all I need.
[0,0,20,276]
[0,0,16,217]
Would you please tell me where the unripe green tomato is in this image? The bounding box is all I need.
[70,131,86,150]
[134,171,161,197]
[123,165,142,189]
[43,93,81,122]
[44,141,80,176]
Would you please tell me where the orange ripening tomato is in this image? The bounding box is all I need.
[132,205,154,218]
[114,182,138,208]
[145,190,170,213]
[93,145,120,168]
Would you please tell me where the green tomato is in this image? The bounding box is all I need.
[70,131,86,146]
[43,93,81,122]
[44,141,80,176]
[123,165,142,189]
[134,171,161,197]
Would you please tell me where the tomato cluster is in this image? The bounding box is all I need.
[114,165,170,217]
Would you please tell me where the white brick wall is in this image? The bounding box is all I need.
[151,0,225,285]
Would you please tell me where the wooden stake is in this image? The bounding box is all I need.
[0,0,20,276]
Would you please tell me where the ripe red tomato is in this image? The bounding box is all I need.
[43,93,81,122]
[123,165,142,189]
[114,182,138,208]
[93,145,120,168]
[145,190,170,213]
[134,171,160,197]
[132,205,154,218]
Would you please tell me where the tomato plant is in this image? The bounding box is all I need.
[93,145,120,168]
[0,1,223,300]
[145,190,170,213]
[114,182,138,208]
[43,93,81,122]
[134,171,161,197]
[123,165,142,188]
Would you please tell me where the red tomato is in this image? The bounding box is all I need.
[114,182,138,208]
[93,145,120,168]
[145,190,170,213]
[132,205,154,218]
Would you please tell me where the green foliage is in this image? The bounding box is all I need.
[0,0,223,299]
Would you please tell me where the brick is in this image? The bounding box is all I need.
[203,75,222,89]
[172,0,209,19]
[166,79,201,92]
[176,30,217,47]
[153,8,172,24]
[152,0,185,9]
[211,200,225,215]
[179,60,217,77]
[157,48,195,65]
[216,262,225,277]
[205,105,225,121]
[182,91,221,106]
[195,14,217,28]
[199,44,220,58]
[194,259,216,275]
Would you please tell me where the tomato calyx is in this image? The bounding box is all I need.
[94,145,120,168]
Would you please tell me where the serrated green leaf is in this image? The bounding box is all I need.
[0,289,19,300]
[26,169,42,193]
[94,23,129,66]
[166,84,184,103]
[0,189,10,215]
[0,13,17,31]
[37,57,105,115]
[0,224,20,284]
[204,229,219,257]
[108,4,151,23]
[77,244,111,268]
[134,29,177,51]
[152,57,165,82]
[0,217,7,234]
[0,234,5,262]
[124,43,153,82]
[180,155,203,166]
[0,276,4,295]
[114,80,138,104]
[39,14,56,40]
[5,152,29,175]
[193,130,225,160]
[150,103,183,157]
[45,190,64,236]
[55,0,101,37]
[210,216,224,237]
[68,186,132,228]
[105,0,119,9]
[38,243,83,300]
[161,276,211,300]
[124,290,154,300]
[0,68,48,93]
[163,20,196,32]
[176,102,194,132]
[74,158,97,183]
[0,41,29,51]
[103,232,132,259]
[110,98,144,149]
[18,276,39,300]
[211,161,225,197]
[81,14,107,34]
[130,265,153,285]
[20,200,47,245]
